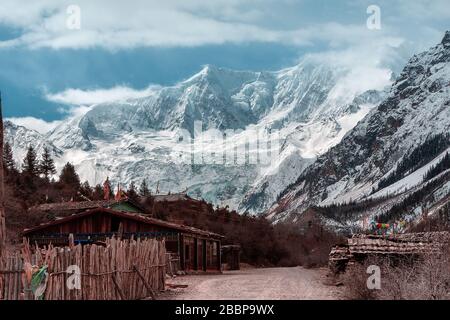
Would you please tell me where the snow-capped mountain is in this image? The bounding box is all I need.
[5,54,391,211]
[239,89,386,214]
[269,31,450,229]
[4,121,62,163]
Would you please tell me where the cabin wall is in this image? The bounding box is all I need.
[179,235,221,272]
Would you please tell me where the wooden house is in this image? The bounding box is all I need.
[23,207,224,273]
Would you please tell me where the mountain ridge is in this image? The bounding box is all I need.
[268,31,450,230]
[5,53,391,213]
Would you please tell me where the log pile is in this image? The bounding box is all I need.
[329,231,450,274]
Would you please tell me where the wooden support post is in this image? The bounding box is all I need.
[68,234,75,248]
[179,234,185,271]
[194,238,198,271]
[217,241,222,272]
[202,239,207,272]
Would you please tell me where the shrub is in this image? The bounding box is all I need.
[342,250,450,300]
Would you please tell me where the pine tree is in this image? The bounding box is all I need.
[92,184,104,200]
[21,145,38,176]
[127,181,139,201]
[139,179,150,197]
[39,147,56,180]
[79,181,93,200]
[58,162,81,190]
[424,152,450,181]
[3,141,16,174]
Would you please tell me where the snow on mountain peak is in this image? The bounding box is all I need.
[4,120,63,167]
[6,56,390,213]
[269,32,450,227]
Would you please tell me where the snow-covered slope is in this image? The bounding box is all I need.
[239,89,386,213]
[269,31,450,227]
[6,56,391,211]
[4,121,62,165]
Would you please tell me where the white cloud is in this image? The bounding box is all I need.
[5,102,95,134]
[1,1,445,138]
[0,0,281,49]
[395,0,450,20]
[0,0,414,51]
[6,116,61,134]
[44,85,158,106]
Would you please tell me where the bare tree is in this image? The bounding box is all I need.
[0,92,6,258]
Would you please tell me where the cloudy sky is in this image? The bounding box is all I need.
[0,0,449,132]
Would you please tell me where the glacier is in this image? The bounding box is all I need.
[5,57,391,214]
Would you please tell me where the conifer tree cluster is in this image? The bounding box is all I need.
[423,152,450,181]
[377,172,450,223]
[377,134,450,191]
[3,143,155,208]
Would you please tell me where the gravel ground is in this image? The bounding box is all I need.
[160,267,343,300]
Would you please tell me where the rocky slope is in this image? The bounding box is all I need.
[269,32,450,230]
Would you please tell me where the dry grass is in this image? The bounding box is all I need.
[342,250,450,300]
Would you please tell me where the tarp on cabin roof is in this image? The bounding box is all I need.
[28,198,146,213]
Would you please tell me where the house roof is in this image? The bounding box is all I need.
[23,207,224,239]
[28,194,202,213]
[28,198,146,213]
[352,231,450,243]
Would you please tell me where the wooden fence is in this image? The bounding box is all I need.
[0,237,166,300]
[0,253,23,300]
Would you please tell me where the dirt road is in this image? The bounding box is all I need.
[161,267,343,300]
